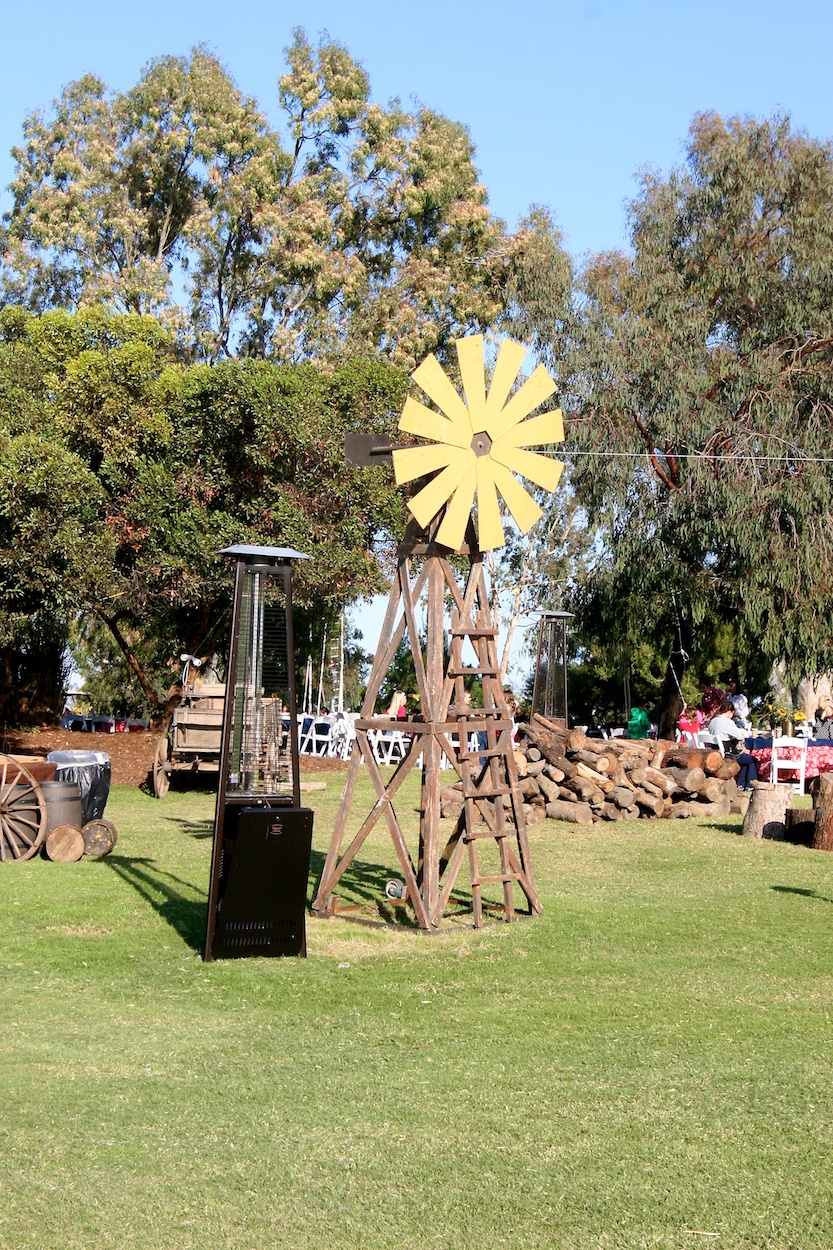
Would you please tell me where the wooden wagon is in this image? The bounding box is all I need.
[0,755,53,861]
[152,686,226,798]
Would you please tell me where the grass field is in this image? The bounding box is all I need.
[1,774,832,1250]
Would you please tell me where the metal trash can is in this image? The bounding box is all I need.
[46,751,111,825]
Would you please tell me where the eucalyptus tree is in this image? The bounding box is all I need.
[559,112,833,734]
[1,32,539,369]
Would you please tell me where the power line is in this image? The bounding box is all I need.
[560,450,833,464]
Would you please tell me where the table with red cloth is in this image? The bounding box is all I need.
[745,736,833,782]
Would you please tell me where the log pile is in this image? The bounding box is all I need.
[440,717,747,826]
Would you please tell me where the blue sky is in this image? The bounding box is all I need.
[1,0,830,680]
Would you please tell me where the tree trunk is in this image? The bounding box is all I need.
[812,773,833,851]
[657,616,692,741]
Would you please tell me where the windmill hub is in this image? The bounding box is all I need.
[471,431,493,457]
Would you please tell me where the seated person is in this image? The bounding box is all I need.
[386,690,408,720]
[708,699,759,789]
[815,699,833,740]
[678,702,704,737]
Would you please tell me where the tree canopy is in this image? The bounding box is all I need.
[0,307,408,720]
[1,33,554,369]
[550,113,833,731]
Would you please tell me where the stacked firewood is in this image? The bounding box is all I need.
[440,717,747,825]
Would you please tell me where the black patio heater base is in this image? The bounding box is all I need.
[208,802,313,959]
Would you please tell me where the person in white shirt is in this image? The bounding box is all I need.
[709,699,758,789]
[725,680,750,728]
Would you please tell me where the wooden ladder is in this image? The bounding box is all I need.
[439,592,541,925]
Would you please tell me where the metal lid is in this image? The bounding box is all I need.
[220,545,309,561]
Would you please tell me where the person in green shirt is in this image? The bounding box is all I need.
[627,706,652,739]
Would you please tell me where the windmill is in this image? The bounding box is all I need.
[311,335,564,930]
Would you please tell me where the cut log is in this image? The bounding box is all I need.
[611,786,635,810]
[566,728,587,753]
[513,750,528,778]
[665,766,707,793]
[633,790,665,817]
[536,737,577,776]
[558,786,578,802]
[663,745,707,770]
[701,750,726,775]
[696,777,726,803]
[519,776,540,798]
[742,783,791,840]
[643,766,679,796]
[714,758,741,781]
[575,760,612,787]
[536,774,560,803]
[812,774,833,851]
[785,807,816,847]
[44,824,85,862]
[565,777,604,802]
[576,750,613,773]
[609,767,636,790]
[545,800,594,824]
[673,796,731,819]
[81,818,118,857]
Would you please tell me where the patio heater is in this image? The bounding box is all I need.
[204,545,313,962]
[530,611,574,729]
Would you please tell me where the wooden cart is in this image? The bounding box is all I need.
[0,755,49,862]
[153,686,226,798]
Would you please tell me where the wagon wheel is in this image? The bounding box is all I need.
[153,735,171,798]
[0,754,47,862]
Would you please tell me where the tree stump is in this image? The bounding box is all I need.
[785,807,816,847]
[812,774,833,851]
[742,783,791,840]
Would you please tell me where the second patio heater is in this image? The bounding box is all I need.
[204,545,313,962]
[531,611,574,729]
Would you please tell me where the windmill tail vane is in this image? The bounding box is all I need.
[391,334,565,552]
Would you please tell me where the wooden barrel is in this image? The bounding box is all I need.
[44,824,85,862]
[40,781,83,837]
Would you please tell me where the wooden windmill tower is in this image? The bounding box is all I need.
[311,335,565,930]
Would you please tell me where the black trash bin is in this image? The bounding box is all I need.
[46,750,111,825]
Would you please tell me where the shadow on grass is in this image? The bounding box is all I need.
[104,855,206,949]
[771,884,833,905]
[307,847,421,927]
[163,814,214,840]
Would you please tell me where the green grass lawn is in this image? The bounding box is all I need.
[2,775,832,1250]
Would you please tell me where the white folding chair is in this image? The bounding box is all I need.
[368,727,407,766]
[697,731,725,756]
[770,736,808,793]
[299,716,334,756]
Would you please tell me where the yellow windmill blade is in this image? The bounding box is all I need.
[492,444,565,492]
[392,442,458,486]
[408,451,476,530]
[390,335,565,552]
[436,461,477,549]
[496,408,564,448]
